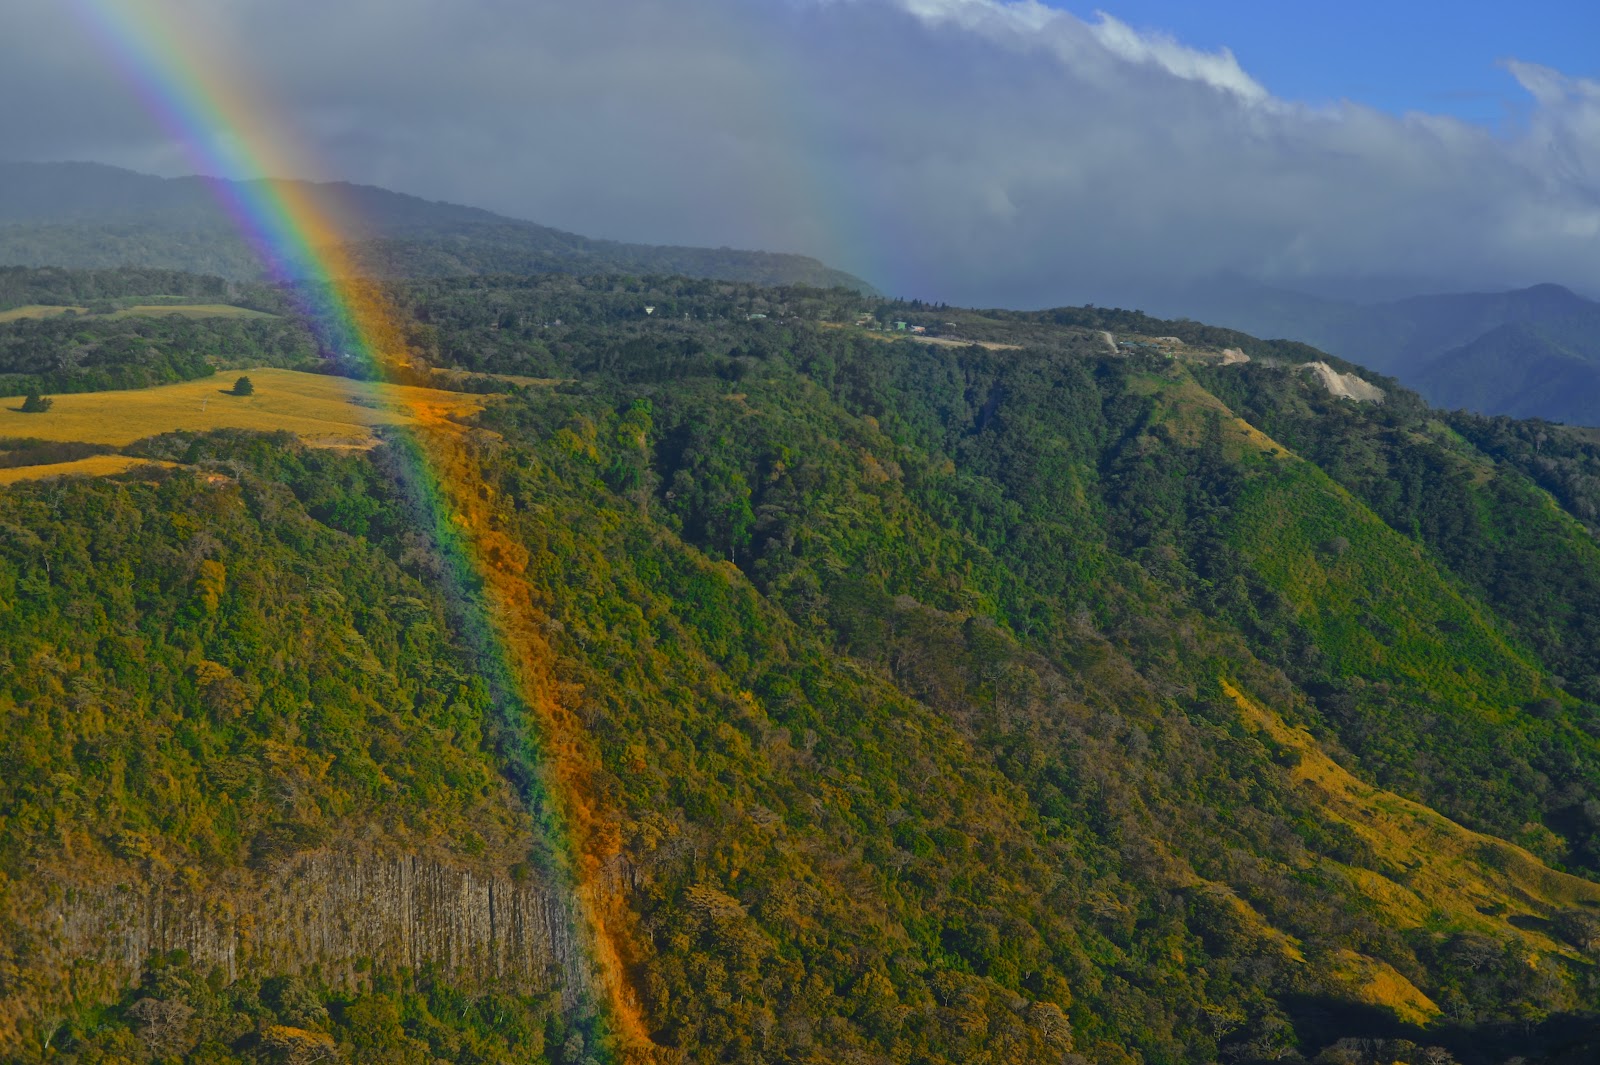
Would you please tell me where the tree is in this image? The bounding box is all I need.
[19,393,52,413]
[125,997,195,1058]
[233,375,255,396]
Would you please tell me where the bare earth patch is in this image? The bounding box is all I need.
[1305,360,1385,402]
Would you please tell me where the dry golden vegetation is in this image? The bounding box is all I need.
[0,302,276,323]
[110,303,278,319]
[0,454,173,485]
[0,304,89,322]
[1226,681,1600,951]
[0,367,490,450]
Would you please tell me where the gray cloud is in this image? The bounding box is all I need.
[3,0,1599,306]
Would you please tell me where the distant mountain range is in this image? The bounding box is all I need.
[0,161,875,293]
[1157,279,1600,426]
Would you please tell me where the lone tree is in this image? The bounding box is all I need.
[232,375,255,396]
[19,393,52,413]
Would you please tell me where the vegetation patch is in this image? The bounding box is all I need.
[110,302,279,319]
[0,367,490,450]
[1224,680,1600,951]
[0,304,89,322]
[0,453,169,484]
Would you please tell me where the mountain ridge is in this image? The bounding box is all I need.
[0,161,877,293]
[1152,278,1600,425]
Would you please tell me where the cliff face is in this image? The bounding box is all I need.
[0,852,587,1051]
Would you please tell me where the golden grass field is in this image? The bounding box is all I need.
[0,305,89,322]
[0,303,276,323]
[0,455,174,486]
[113,304,278,319]
[0,368,490,451]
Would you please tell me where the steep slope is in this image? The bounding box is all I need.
[0,442,598,1058]
[0,163,874,293]
[459,322,1600,1062]
[7,274,1600,1063]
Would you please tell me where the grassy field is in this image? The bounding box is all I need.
[113,303,277,319]
[0,303,276,323]
[0,305,89,322]
[0,368,491,450]
[0,454,173,485]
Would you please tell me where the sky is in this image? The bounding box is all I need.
[1046,1,1600,124]
[2,0,1598,308]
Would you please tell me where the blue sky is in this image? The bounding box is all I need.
[1057,1,1600,123]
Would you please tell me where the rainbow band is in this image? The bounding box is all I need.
[67,0,338,280]
[65,1,640,1054]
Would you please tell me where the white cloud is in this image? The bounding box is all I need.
[3,0,1600,305]
[1084,11,1269,104]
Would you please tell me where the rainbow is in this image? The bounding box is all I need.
[65,0,644,1056]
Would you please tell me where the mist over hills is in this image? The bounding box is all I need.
[0,161,875,293]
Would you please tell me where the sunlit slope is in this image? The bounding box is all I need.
[0,367,487,448]
[0,453,169,484]
[1110,369,1594,856]
[1226,679,1600,913]
[1090,370,1600,1002]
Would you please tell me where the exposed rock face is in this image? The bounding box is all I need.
[1304,360,1385,403]
[1,852,586,1049]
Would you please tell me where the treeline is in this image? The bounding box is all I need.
[392,273,868,379]
[0,312,317,396]
[348,230,876,292]
[0,265,288,314]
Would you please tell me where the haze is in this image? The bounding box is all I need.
[4,0,1599,308]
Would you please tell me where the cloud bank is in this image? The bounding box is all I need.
[3,0,1598,306]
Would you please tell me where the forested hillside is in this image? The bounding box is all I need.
[4,271,1600,1064]
[0,164,875,293]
